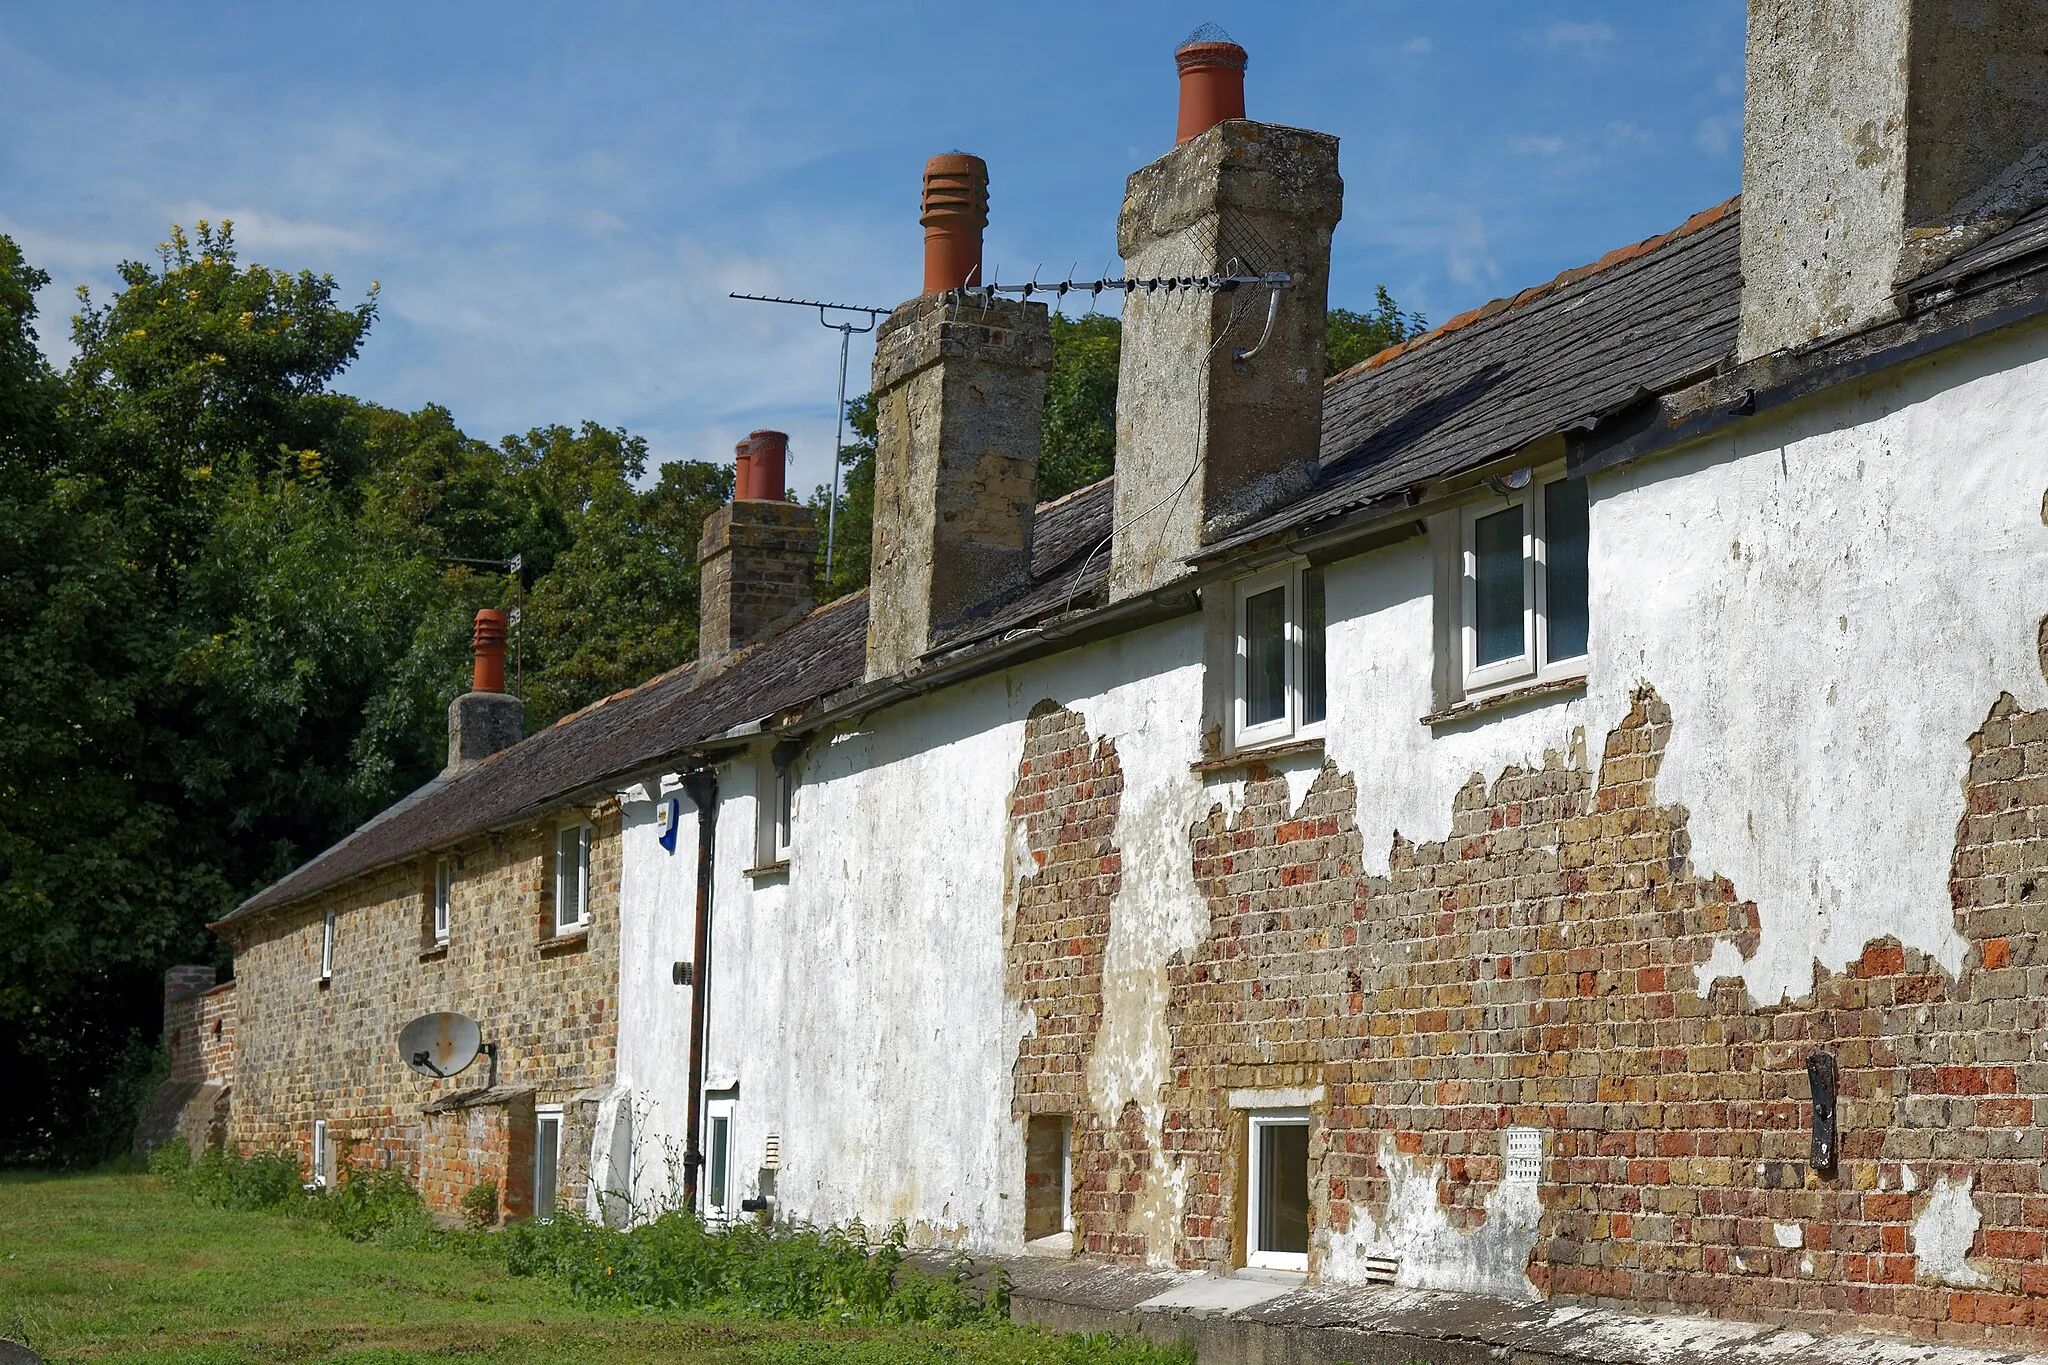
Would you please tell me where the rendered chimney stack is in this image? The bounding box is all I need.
[921,153,990,295]
[866,153,1050,681]
[446,608,523,774]
[1738,0,2048,360]
[698,430,817,669]
[1174,25,1247,144]
[1108,28,1342,600]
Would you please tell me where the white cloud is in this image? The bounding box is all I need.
[1695,115,1739,158]
[1606,121,1652,145]
[1402,36,1433,54]
[1509,134,1567,157]
[1539,20,1616,53]
[164,205,376,256]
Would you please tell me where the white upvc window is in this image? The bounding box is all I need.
[554,822,590,933]
[432,858,452,944]
[311,1118,330,1188]
[534,1105,563,1217]
[756,745,797,869]
[1459,472,1590,697]
[1233,562,1327,750]
[705,1097,737,1225]
[319,908,336,981]
[1246,1108,1310,1272]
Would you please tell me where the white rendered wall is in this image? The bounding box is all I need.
[611,317,2048,1293]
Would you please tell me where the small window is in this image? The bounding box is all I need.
[705,1098,737,1224]
[1232,564,1328,749]
[432,858,452,944]
[319,908,336,980]
[1459,473,1589,696]
[534,1106,562,1216]
[311,1119,329,1188]
[1247,1109,1310,1272]
[554,823,590,933]
[756,745,798,869]
[1023,1114,1072,1241]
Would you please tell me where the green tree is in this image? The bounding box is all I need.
[514,423,731,723]
[0,235,205,1164]
[1324,287,1426,377]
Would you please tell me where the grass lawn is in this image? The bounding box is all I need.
[0,1171,1180,1364]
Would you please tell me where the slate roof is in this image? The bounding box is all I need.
[219,195,1775,926]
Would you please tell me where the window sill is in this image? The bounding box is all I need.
[1192,735,1324,776]
[745,860,790,882]
[537,929,588,956]
[419,944,449,963]
[1423,672,1586,727]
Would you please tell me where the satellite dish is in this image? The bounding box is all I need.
[398,1012,482,1079]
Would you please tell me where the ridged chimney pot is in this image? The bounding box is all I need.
[471,608,508,695]
[1175,27,1248,145]
[920,152,990,295]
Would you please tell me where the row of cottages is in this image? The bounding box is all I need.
[172,8,2048,1346]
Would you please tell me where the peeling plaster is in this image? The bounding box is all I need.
[1325,1135,1542,1303]
[1912,1174,1991,1288]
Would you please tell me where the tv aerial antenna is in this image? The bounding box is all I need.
[729,292,893,586]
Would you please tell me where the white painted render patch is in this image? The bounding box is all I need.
[1912,1173,1991,1288]
[1325,1135,1542,1302]
[1773,1222,1803,1249]
[1605,323,2048,1005]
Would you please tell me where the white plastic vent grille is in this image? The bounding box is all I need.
[1504,1127,1543,1184]
[1361,1253,1400,1285]
[764,1133,782,1170]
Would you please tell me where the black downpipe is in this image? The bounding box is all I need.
[680,768,718,1214]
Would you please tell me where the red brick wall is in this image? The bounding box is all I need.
[1007,702,1155,1257]
[223,806,620,1219]
[1007,685,2048,1346]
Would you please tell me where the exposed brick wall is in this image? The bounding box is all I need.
[1007,701,1157,1258]
[165,969,235,1085]
[1011,685,2048,1346]
[221,806,621,1219]
[419,1092,534,1223]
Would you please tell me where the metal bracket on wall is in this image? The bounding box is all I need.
[1807,1051,1839,1177]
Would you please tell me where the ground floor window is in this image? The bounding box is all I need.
[1023,1114,1071,1241]
[311,1119,329,1188]
[1247,1109,1309,1271]
[534,1106,562,1216]
[705,1098,737,1224]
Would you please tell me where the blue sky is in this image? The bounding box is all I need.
[1,2,1745,496]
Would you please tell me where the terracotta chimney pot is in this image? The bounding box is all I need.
[920,153,990,295]
[733,439,754,503]
[471,609,508,694]
[1175,26,1248,145]
[742,430,788,501]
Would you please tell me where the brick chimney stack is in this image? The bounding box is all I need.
[1738,0,2048,360]
[698,430,817,669]
[865,154,1051,681]
[1108,27,1342,600]
[446,609,523,774]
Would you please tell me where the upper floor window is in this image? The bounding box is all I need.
[320,907,336,981]
[432,858,452,945]
[755,743,799,870]
[1460,473,1589,696]
[554,822,590,934]
[1234,563,1326,749]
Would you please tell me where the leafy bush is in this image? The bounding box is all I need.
[505,1211,1003,1326]
[150,1138,427,1242]
[460,1178,498,1229]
